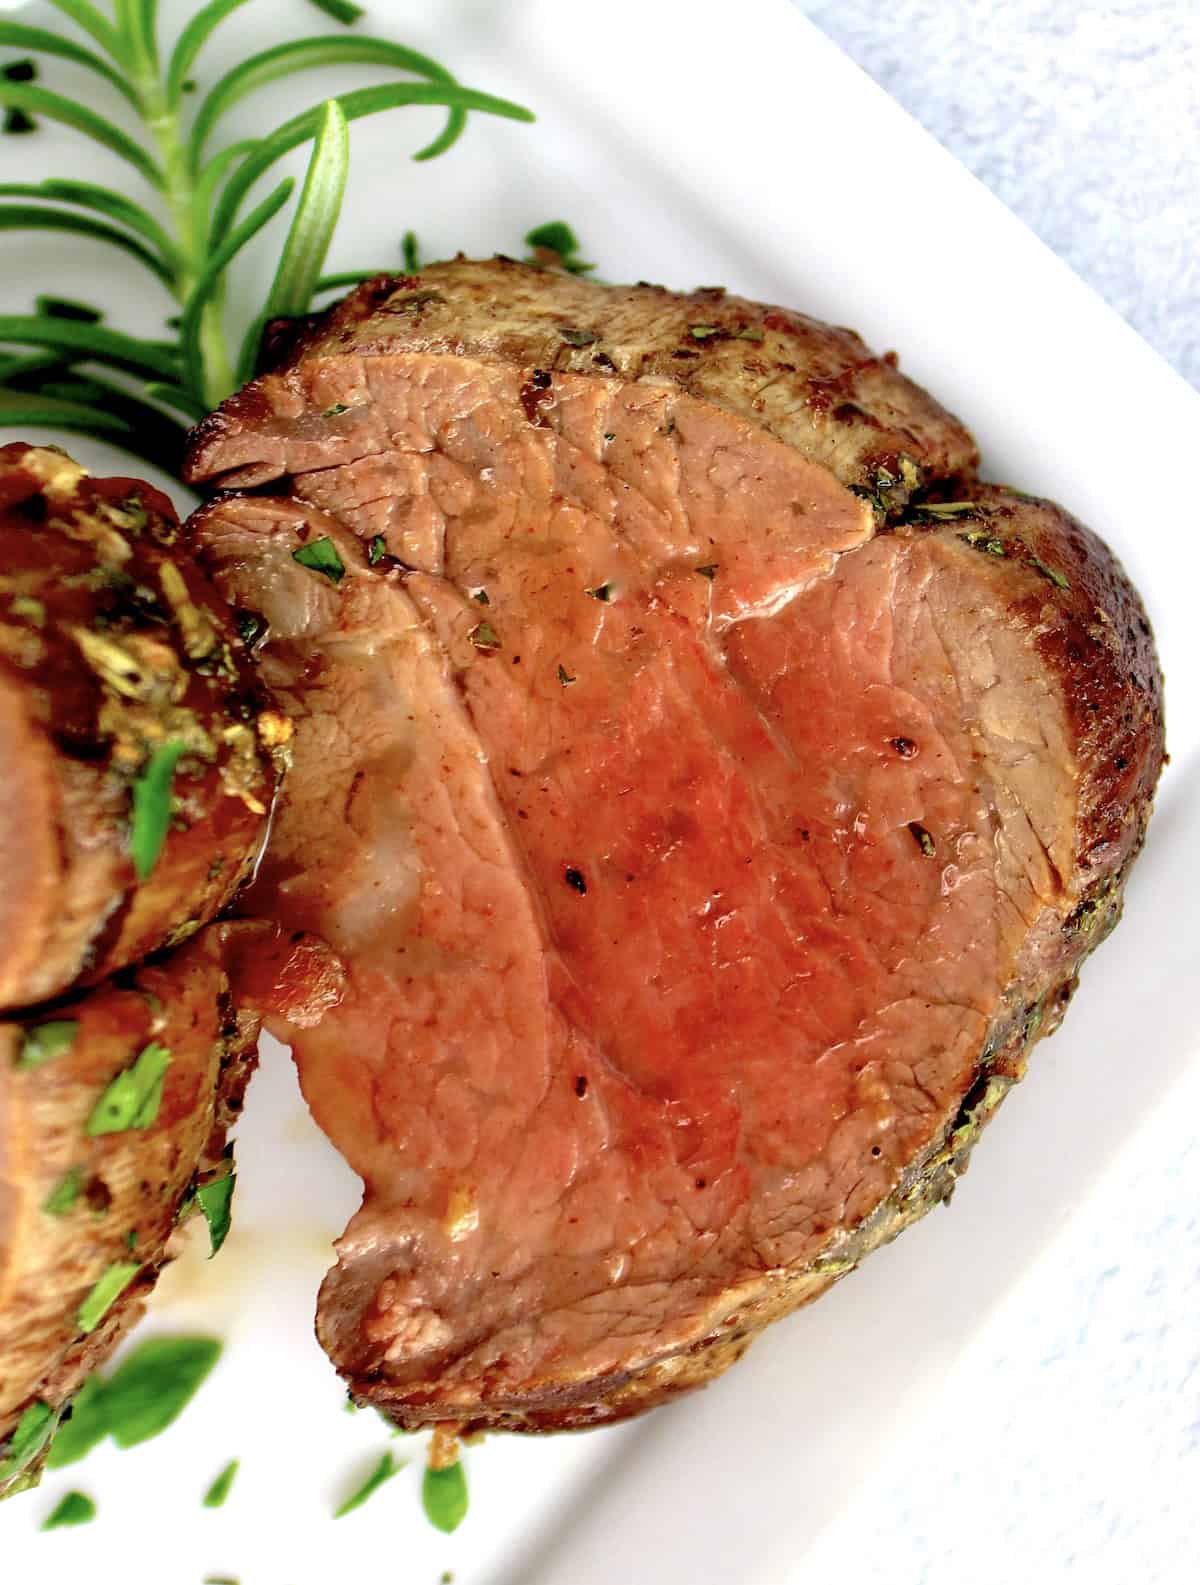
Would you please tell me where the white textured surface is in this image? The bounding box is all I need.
[786,10,1200,1579]
[794,0,1200,388]
[803,1062,1200,1585]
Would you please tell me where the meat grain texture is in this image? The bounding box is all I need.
[186,259,1165,1432]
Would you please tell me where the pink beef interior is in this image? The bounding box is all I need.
[192,351,1077,1413]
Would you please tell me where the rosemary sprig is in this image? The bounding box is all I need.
[0,1,533,467]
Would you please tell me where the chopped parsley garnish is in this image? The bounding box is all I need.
[203,1458,240,1509]
[44,1167,83,1217]
[17,1019,78,1071]
[48,1336,223,1468]
[695,564,718,580]
[368,533,387,565]
[334,1450,405,1517]
[292,537,345,584]
[234,609,268,647]
[321,403,350,417]
[958,528,1007,556]
[907,821,936,858]
[86,1043,172,1136]
[129,740,187,880]
[557,663,576,687]
[735,324,765,341]
[422,1459,469,1533]
[402,229,421,273]
[469,620,501,652]
[0,1400,54,1484]
[585,582,614,602]
[689,324,721,340]
[77,1261,140,1335]
[524,220,594,274]
[559,326,597,347]
[45,1377,107,1469]
[917,500,981,519]
[195,1170,236,1257]
[42,1490,96,1529]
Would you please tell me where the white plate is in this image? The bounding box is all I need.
[3,2,1199,1582]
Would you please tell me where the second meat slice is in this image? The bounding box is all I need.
[184,259,1163,1433]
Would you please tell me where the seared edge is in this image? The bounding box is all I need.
[184,256,978,503]
[0,443,289,1011]
[0,931,260,1495]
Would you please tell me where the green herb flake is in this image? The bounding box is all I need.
[335,1450,405,1518]
[402,229,421,273]
[44,1377,107,1470]
[44,1167,83,1217]
[292,537,345,584]
[77,1261,140,1335]
[526,220,579,255]
[35,296,104,324]
[907,821,936,858]
[557,663,576,687]
[195,1170,236,1257]
[1027,555,1071,591]
[17,1019,78,1071]
[368,533,387,566]
[0,1400,54,1484]
[234,609,267,647]
[203,1458,240,1509]
[585,582,614,602]
[689,324,722,341]
[11,593,45,624]
[130,740,187,880]
[469,620,501,652]
[958,528,1008,557]
[321,402,350,418]
[41,1490,96,1530]
[86,1042,172,1136]
[102,1336,222,1451]
[735,324,765,341]
[695,564,718,580]
[559,326,597,347]
[422,1459,469,1534]
[917,500,981,519]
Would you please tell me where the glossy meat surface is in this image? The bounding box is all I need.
[186,261,1164,1430]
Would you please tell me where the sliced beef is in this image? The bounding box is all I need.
[185,260,1164,1432]
[0,444,287,1012]
[0,930,260,1494]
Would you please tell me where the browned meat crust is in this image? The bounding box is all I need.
[0,443,287,1012]
[0,931,260,1493]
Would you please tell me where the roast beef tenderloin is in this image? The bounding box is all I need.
[185,259,1164,1432]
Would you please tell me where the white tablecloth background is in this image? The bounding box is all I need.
[791,6,1198,1580]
